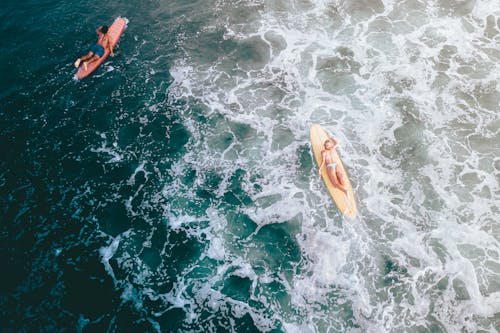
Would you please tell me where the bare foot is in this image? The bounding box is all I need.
[74,59,81,68]
[83,62,88,71]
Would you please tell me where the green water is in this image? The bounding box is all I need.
[1,0,499,332]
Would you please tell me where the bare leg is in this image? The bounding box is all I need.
[327,167,348,196]
[336,168,349,197]
[83,54,100,71]
[75,52,94,68]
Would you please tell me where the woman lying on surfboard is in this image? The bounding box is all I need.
[318,138,349,196]
[74,25,114,71]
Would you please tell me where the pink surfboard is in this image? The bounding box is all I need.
[76,18,127,79]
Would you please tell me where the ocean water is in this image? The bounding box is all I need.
[1,0,499,332]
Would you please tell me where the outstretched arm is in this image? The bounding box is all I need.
[318,151,326,175]
[96,26,104,35]
[107,37,114,56]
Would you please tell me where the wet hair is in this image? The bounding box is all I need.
[324,139,333,148]
[100,25,109,34]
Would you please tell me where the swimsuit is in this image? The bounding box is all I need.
[89,44,105,57]
[327,163,337,169]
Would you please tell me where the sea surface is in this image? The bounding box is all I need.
[1,0,499,332]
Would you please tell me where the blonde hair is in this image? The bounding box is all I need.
[323,139,334,148]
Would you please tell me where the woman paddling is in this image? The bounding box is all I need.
[74,25,114,71]
[318,138,349,196]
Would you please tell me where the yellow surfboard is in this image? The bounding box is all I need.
[310,124,357,218]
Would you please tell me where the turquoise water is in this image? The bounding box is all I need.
[1,0,499,332]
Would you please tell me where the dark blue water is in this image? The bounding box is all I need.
[1,1,192,332]
[2,0,500,332]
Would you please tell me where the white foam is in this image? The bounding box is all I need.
[113,0,500,330]
[90,133,124,163]
[99,234,122,281]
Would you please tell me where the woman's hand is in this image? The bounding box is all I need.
[331,138,339,149]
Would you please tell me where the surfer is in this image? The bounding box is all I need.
[74,25,114,71]
[318,138,349,197]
